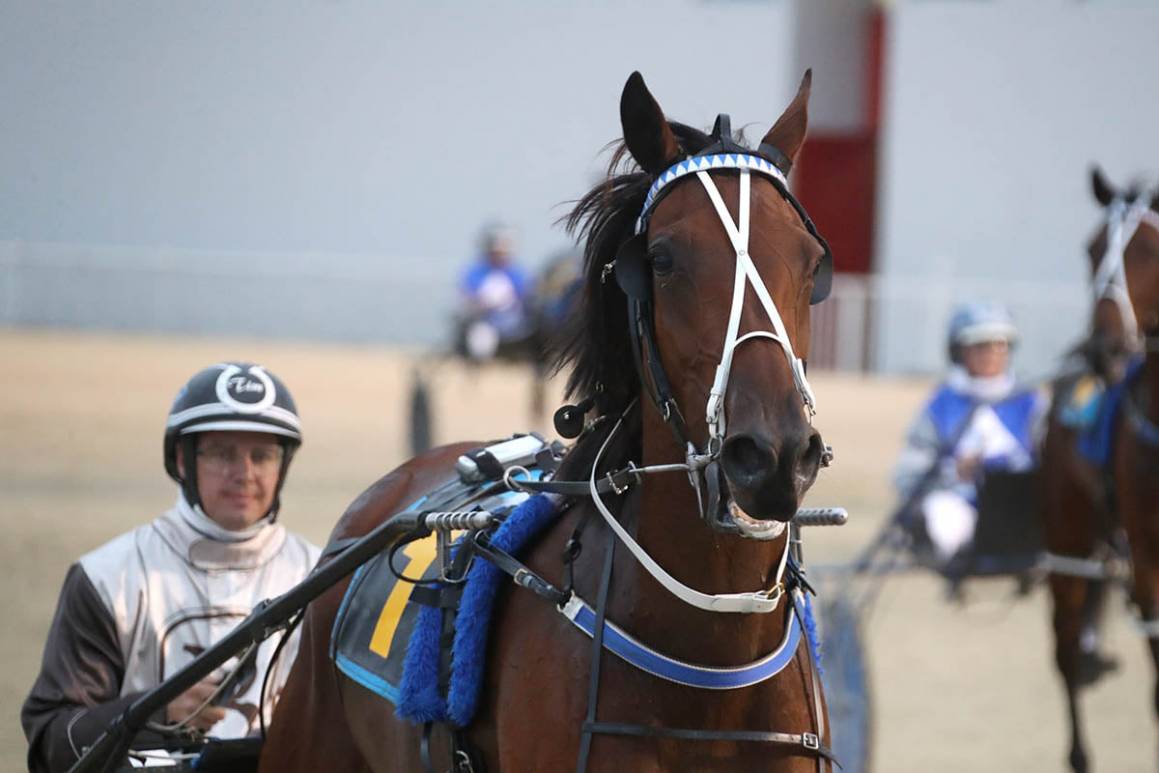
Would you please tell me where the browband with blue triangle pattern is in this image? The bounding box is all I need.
[636,153,789,234]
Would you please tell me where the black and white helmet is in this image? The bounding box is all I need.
[164,362,302,519]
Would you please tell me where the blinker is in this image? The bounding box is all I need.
[614,234,652,301]
[810,253,832,305]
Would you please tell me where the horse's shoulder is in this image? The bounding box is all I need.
[327,441,481,545]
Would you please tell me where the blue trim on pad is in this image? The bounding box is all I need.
[335,653,402,705]
[330,563,370,663]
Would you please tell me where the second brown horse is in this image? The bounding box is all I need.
[1042,168,1159,773]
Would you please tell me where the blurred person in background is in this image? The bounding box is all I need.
[536,245,584,336]
[455,222,534,361]
[22,362,320,772]
[893,302,1047,565]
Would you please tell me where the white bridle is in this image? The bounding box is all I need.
[575,154,823,615]
[636,154,818,442]
[696,169,817,442]
[1095,189,1159,344]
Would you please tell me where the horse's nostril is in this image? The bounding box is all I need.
[720,435,776,486]
[792,433,829,486]
[799,432,824,476]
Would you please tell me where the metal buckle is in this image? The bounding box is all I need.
[606,470,629,496]
[802,733,820,751]
[758,582,784,607]
[502,465,531,491]
[453,749,475,773]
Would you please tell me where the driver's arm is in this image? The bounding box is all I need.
[22,564,145,773]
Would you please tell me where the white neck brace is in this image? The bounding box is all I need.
[176,492,272,543]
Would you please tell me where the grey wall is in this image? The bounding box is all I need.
[875,0,1159,377]
[0,0,798,346]
[792,0,870,133]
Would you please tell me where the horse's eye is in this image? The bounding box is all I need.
[651,252,675,276]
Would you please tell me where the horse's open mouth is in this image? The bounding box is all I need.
[725,499,787,541]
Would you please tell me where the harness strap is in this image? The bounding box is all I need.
[1039,552,1119,581]
[793,593,829,773]
[579,722,840,768]
[630,296,693,447]
[420,722,435,773]
[512,466,642,498]
[575,530,617,773]
[1136,617,1159,639]
[469,537,570,606]
[558,593,802,690]
[1123,388,1159,447]
[586,411,791,614]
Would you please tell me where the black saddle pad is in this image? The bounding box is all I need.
[971,469,1042,559]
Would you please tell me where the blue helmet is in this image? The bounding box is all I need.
[947,302,1018,363]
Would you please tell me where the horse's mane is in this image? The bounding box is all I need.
[549,122,714,476]
[553,122,715,409]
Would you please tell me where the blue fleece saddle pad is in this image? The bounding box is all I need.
[331,469,564,727]
[330,482,533,704]
[1077,358,1144,467]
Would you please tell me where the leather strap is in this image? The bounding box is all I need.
[1124,388,1159,448]
[581,722,840,767]
[510,467,641,498]
[576,525,618,773]
[470,537,570,607]
[420,722,435,773]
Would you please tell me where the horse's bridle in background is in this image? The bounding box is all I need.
[1096,186,1159,348]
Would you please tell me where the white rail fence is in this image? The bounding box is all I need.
[1,241,1091,376]
[809,273,1090,378]
[0,240,453,347]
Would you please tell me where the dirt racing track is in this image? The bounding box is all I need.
[1,329,1152,772]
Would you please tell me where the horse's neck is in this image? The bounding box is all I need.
[607,418,790,664]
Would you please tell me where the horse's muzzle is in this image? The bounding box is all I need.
[719,430,824,521]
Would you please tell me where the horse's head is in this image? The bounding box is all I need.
[1086,166,1159,378]
[561,72,831,532]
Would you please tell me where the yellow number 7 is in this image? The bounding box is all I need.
[368,536,439,657]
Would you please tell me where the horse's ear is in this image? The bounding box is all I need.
[761,70,812,167]
[1090,165,1116,206]
[620,72,680,175]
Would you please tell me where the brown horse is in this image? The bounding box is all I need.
[1042,168,1159,773]
[260,71,835,772]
